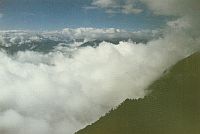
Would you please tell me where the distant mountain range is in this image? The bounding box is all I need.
[79,37,150,48]
[0,30,162,54]
[76,52,200,134]
[0,37,155,54]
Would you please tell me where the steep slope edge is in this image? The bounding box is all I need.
[76,52,200,134]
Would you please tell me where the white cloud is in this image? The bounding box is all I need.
[92,0,118,8]
[61,27,147,40]
[140,0,200,36]
[89,0,200,22]
[90,0,143,14]
[140,0,200,16]
[122,4,143,14]
[0,27,199,134]
[88,0,200,37]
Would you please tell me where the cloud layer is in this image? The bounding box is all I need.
[89,0,143,14]
[0,0,200,134]
[0,27,199,134]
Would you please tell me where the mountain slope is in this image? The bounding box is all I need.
[76,52,200,134]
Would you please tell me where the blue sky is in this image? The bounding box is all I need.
[0,0,169,31]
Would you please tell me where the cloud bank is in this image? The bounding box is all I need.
[0,0,200,134]
[0,29,199,134]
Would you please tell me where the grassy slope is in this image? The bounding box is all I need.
[76,52,200,134]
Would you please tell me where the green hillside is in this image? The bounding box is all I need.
[76,52,200,134]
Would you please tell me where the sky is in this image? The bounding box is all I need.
[0,0,170,31]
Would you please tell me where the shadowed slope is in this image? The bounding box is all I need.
[76,52,200,134]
